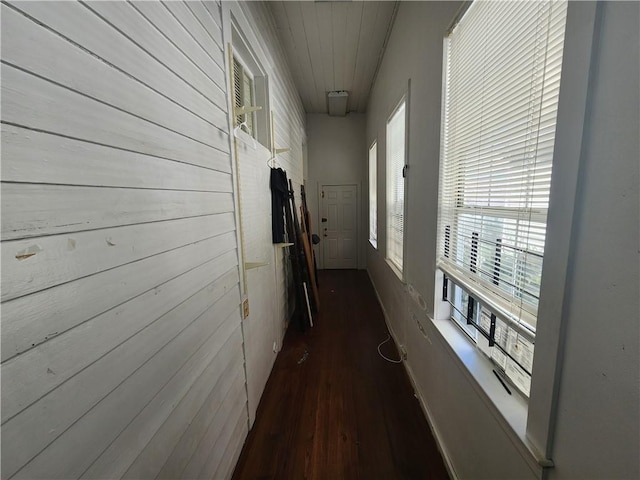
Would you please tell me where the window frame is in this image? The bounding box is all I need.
[385,97,407,278]
[232,54,256,138]
[435,0,570,398]
[437,0,568,337]
[432,0,599,465]
[230,18,270,150]
[443,277,535,397]
[368,140,378,248]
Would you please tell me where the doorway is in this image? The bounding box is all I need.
[320,184,358,269]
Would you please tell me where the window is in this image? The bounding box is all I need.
[369,141,378,246]
[445,278,536,396]
[231,22,270,149]
[232,55,256,137]
[386,100,406,274]
[437,0,568,396]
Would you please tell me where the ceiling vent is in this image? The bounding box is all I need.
[327,91,349,116]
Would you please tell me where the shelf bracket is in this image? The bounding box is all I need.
[234,105,262,116]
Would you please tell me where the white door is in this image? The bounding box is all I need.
[321,184,357,269]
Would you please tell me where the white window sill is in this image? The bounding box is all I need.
[385,257,403,281]
[429,316,552,475]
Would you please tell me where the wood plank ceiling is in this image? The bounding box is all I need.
[268,1,398,114]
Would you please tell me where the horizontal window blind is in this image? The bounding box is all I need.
[369,142,378,245]
[387,101,406,273]
[233,55,255,137]
[233,56,243,127]
[242,71,255,135]
[437,0,568,334]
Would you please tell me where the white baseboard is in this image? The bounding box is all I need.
[366,268,459,480]
[404,361,459,480]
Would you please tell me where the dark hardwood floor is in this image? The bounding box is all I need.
[232,269,449,480]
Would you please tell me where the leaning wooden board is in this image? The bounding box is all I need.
[300,207,320,311]
[300,185,319,287]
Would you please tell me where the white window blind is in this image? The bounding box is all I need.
[437,0,568,335]
[387,100,406,273]
[369,142,378,245]
[233,55,255,136]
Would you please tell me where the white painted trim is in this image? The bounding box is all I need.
[368,139,378,248]
[221,2,251,437]
[402,79,411,279]
[221,5,246,300]
[526,1,600,458]
[384,257,404,282]
[403,364,460,480]
[384,89,408,280]
[427,316,548,475]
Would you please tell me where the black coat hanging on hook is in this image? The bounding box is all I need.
[270,167,288,243]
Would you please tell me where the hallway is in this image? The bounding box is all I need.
[233,270,449,479]
[2,2,637,478]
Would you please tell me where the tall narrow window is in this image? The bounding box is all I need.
[369,141,378,247]
[437,0,568,396]
[233,55,255,137]
[386,100,406,274]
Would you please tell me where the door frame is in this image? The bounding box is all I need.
[317,182,359,269]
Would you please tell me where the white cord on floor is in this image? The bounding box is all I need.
[377,334,403,364]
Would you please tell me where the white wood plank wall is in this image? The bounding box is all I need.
[0,2,252,479]
[249,0,306,328]
[228,0,306,428]
[236,143,278,427]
